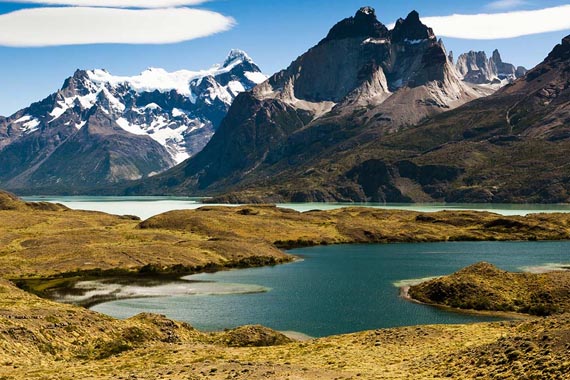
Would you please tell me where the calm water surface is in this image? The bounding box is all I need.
[91,241,570,337]
[22,195,570,220]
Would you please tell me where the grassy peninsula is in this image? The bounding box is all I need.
[410,262,570,316]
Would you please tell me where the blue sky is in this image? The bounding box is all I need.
[1,0,570,115]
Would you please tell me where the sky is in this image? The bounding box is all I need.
[1,0,570,116]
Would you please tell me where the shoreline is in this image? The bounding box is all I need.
[3,196,568,343]
[13,254,297,307]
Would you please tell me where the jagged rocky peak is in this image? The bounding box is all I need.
[456,49,526,84]
[491,49,527,80]
[223,49,252,66]
[217,49,264,86]
[391,10,435,43]
[61,69,96,97]
[222,49,260,72]
[255,7,476,112]
[456,51,498,84]
[322,6,389,43]
[491,49,503,64]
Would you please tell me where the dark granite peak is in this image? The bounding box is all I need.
[357,6,375,16]
[322,6,389,43]
[60,69,93,97]
[62,69,88,87]
[391,10,434,43]
[406,10,420,22]
[355,6,376,19]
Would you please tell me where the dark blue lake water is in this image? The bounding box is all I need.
[91,241,570,337]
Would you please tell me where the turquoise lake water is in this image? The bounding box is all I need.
[90,241,570,337]
[21,195,570,220]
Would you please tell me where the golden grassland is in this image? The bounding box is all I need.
[1,190,570,379]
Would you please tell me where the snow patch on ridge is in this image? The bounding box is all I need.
[244,71,268,84]
[14,115,32,123]
[86,52,266,101]
[363,37,388,45]
[22,118,40,133]
[115,116,196,164]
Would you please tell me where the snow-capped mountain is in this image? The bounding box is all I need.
[0,50,266,193]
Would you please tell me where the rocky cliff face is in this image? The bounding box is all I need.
[456,51,499,84]
[0,50,266,193]
[128,8,482,196]
[492,49,527,81]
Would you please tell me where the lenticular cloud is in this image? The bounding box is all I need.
[0,7,235,47]
[5,0,211,8]
[423,5,570,40]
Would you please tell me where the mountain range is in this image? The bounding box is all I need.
[120,7,558,203]
[121,8,483,195]
[0,50,265,193]
[2,6,566,204]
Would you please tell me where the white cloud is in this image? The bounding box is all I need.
[421,5,570,40]
[486,0,528,10]
[1,0,210,8]
[0,7,235,47]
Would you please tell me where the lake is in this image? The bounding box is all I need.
[27,196,570,337]
[21,195,570,220]
[86,241,570,337]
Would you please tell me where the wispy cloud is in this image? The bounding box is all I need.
[421,5,570,39]
[0,7,235,47]
[485,0,529,11]
[1,0,210,8]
